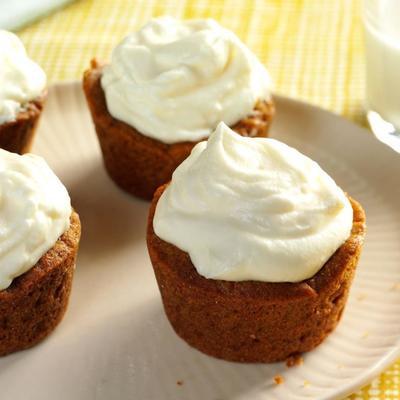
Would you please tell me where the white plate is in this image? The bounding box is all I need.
[1,82,399,400]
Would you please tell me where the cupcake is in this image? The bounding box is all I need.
[147,123,366,363]
[0,149,80,356]
[0,30,47,154]
[83,17,274,200]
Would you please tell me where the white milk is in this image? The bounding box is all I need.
[364,0,400,129]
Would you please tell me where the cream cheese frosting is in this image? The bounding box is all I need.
[101,17,272,144]
[0,30,46,125]
[0,150,71,290]
[153,123,353,283]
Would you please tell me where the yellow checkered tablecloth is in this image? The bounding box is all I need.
[15,0,399,398]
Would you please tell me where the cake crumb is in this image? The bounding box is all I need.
[249,334,260,342]
[286,354,304,368]
[390,283,400,291]
[356,293,366,301]
[176,380,183,386]
[303,380,311,387]
[273,375,285,385]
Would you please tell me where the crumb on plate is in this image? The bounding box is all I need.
[356,293,366,301]
[286,354,304,367]
[390,283,400,291]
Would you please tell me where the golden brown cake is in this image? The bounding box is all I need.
[147,185,366,363]
[0,93,46,154]
[83,60,275,200]
[0,211,81,357]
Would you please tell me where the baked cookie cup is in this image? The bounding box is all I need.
[0,91,47,154]
[147,186,366,363]
[0,210,81,357]
[83,60,275,200]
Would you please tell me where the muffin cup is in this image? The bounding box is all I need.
[147,186,366,363]
[0,92,47,154]
[83,60,275,200]
[0,210,81,357]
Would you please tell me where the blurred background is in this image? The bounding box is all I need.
[9,0,364,125]
[3,1,399,399]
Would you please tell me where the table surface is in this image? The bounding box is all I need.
[16,0,399,399]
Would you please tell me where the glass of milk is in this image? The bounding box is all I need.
[363,0,400,152]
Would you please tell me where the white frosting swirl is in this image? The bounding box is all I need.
[0,150,71,290]
[101,17,272,144]
[0,30,46,125]
[153,123,353,283]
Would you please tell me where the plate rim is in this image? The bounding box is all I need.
[44,81,400,399]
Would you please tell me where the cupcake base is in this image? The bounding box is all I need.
[0,210,81,357]
[83,60,275,200]
[0,93,46,154]
[147,186,366,363]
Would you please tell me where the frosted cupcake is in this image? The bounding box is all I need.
[147,123,366,363]
[83,17,274,200]
[0,30,47,154]
[0,150,81,356]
